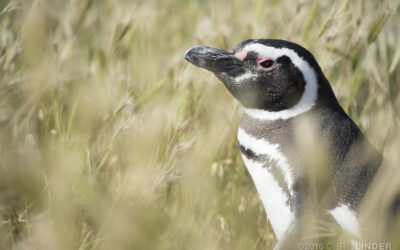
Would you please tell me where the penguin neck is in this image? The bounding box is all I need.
[239,111,297,134]
[315,77,344,114]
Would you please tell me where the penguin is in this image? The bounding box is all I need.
[184,39,384,249]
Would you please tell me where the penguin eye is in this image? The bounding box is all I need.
[258,59,275,70]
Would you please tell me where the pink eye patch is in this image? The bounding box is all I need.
[257,56,276,70]
[256,56,274,64]
[235,50,248,61]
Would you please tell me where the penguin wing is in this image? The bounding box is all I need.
[318,109,382,208]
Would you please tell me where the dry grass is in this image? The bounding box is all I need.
[0,0,399,249]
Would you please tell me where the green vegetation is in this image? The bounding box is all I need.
[0,0,399,249]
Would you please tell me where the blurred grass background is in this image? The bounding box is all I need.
[0,0,399,249]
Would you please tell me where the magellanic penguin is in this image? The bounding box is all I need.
[185,39,384,249]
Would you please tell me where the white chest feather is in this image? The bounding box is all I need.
[238,128,294,240]
[237,128,294,192]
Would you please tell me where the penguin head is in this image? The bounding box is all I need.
[185,39,332,118]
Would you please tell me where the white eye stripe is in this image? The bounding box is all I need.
[242,43,319,121]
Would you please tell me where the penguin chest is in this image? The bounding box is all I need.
[237,127,295,240]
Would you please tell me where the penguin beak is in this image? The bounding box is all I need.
[184,46,243,73]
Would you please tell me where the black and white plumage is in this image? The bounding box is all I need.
[184,39,383,248]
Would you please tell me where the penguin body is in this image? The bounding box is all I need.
[238,102,380,240]
[185,39,382,248]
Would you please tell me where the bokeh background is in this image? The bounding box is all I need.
[0,0,399,249]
